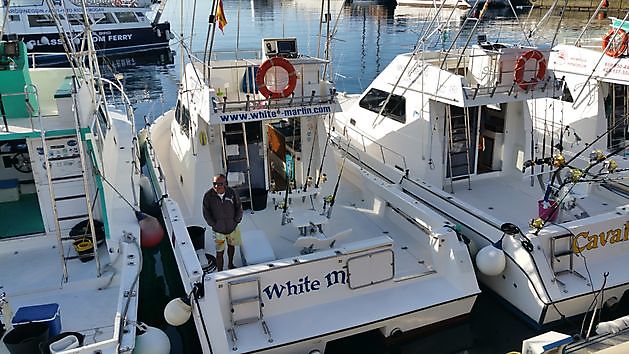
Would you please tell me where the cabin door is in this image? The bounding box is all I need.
[477,104,506,173]
[223,121,266,210]
[604,83,628,151]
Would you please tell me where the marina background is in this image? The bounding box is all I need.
[112,1,620,352]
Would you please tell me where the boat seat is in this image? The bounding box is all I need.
[293,228,352,254]
[240,230,275,265]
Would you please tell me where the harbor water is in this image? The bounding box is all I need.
[117,1,624,352]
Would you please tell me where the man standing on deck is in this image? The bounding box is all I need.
[202,174,243,271]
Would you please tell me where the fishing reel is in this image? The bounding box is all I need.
[521,153,565,173]
[318,173,328,186]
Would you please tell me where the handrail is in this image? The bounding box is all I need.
[334,123,407,174]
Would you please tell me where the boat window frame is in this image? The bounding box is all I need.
[1,0,43,7]
[92,12,117,24]
[175,99,191,138]
[27,14,62,27]
[114,11,139,23]
[358,88,406,124]
[9,15,21,22]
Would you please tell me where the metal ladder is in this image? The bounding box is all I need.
[549,234,586,287]
[446,105,472,193]
[226,277,272,351]
[222,122,253,208]
[40,78,101,283]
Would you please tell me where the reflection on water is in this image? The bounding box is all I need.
[111,1,622,353]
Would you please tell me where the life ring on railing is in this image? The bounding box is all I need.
[513,49,547,91]
[255,57,297,99]
[602,28,628,58]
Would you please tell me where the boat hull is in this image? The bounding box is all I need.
[4,22,171,65]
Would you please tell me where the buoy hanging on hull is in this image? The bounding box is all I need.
[164,297,192,326]
[475,244,506,276]
[137,211,165,248]
[134,324,171,354]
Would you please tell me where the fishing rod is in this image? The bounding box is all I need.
[325,138,350,219]
[303,121,318,192]
[281,118,299,225]
[315,107,336,189]
[280,163,292,225]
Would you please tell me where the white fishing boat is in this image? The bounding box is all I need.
[142,31,480,353]
[0,38,167,353]
[0,0,172,65]
[332,26,628,329]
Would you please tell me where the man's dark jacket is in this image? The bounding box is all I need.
[202,186,243,234]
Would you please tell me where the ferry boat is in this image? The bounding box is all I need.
[332,33,628,329]
[141,34,480,353]
[1,0,172,65]
[0,40,166,353]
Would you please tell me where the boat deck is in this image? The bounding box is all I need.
[0,233,120,352]
[241,177,436,279]
[447,171,623,233]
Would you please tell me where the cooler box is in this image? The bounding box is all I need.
[0,179,19,202]
[12,303,61,338]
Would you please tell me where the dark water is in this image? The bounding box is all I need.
[121,1,619,353]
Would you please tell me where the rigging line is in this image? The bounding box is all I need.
[527,0,560,40]
[574,0,609,46]
[190,0,197,49]
[0,0,11,40]
[316,0,324,59]
[206,0,220,83]
[324,0,345,81]
[549,0,568,49]
[203,0,218,82]
[506,0,532,47]
[572,12,629,106]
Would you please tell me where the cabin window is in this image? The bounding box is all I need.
[67,14,89,26]
[92,13,116,24]
[358,88,406,124]
[4,0,43,7]
[27,14,57,27]
[115,12,138,23]
[175,100,191,138]
[135,12,145,18]
[9,15,20,22]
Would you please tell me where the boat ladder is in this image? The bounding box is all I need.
[549,233,586,288]
[227,277,273,350]
[39,84,101,283]
[446,106,472,193]
[222,122,254,209]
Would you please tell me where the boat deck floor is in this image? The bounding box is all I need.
[447,172,622,232]
[240,178,435,279]
[0,233,120,352]
[0,193,45,238]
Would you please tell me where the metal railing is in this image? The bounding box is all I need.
[334,123,408,174]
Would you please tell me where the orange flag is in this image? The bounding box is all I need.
[216,0,227,33]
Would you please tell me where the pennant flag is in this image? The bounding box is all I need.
[216,0,227,33]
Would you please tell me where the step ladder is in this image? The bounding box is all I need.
[222,122,253,209]
[446,106,472,193]
[226,277,272,351]
[39,81,101,283]
[549,233,586,288]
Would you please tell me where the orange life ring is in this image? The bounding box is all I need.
[602,28,628,58]
[513,49,547,91]
[255,57,297,99]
